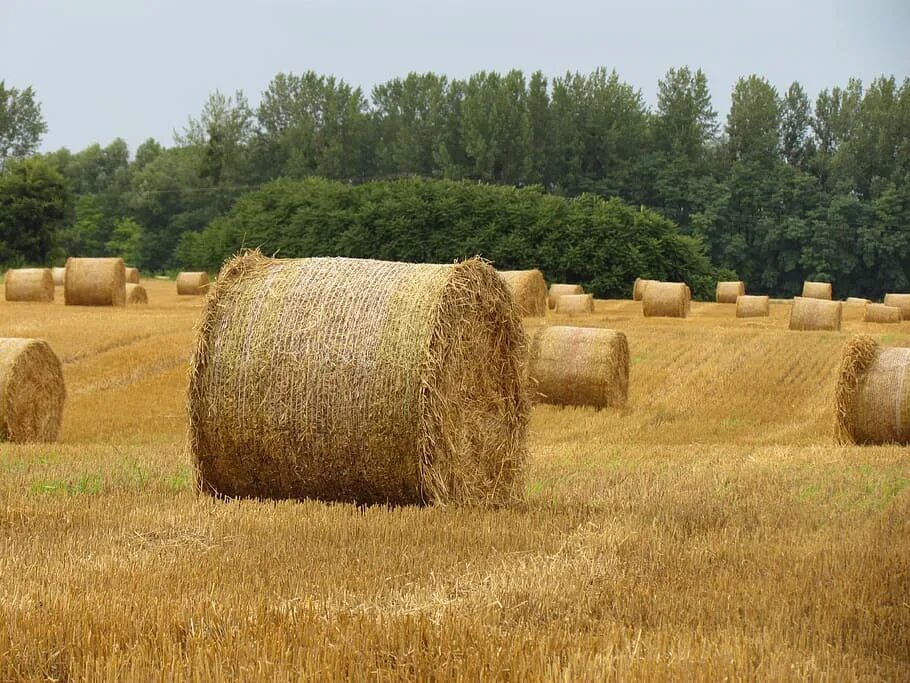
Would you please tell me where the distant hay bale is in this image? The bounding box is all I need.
[548,283,584,309]
[125,283,148,305]
[864,303,901,324]
[555,293,594,315]
[789,297,842,331]
[498,269,547,317]
[188,251,529,506]
[632,278,659,301]
[802,281,833,300]
[5,269,54,303]
[125,267,140,284]
[64,257,126,306]
[834,335,910,444]
[176,271,210,296]
[736,295,770,318]
[685,284,692,313]
[529,326,629,408]
[716,281,745,303]
[883,293,910,320]
[846,297,870,305]
[51,267,66,286]
[642,282,688,318]
[0,338,65,442]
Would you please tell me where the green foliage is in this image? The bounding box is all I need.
[0,81,47,163]
[105,217,144,265]
[0,156,69,265]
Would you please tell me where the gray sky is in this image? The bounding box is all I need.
[2,0,908,154]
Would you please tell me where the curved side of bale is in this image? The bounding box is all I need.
[0,338,65,442]
[846,297,870,305]
[548,283,584,309]
[802,281,833,300]
[883,293,910,320]
[498,270,547,317]
[789,297,841,331]
[632,278,658,302]
[188,251,530,507]
[126,283,148,305]
[736,295,770,318]
[716,281,745,303]
[125,267,140,284]
[555,294,594,315]
[176,271,210,295]
[529,326,629,408]
[51,267,66,286]
[5,269,54,303]
[834,335,910,444]
[864,303,901,324]
[642,282,688,318]
[64,258,126,306]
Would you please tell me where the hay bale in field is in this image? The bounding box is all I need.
[176,271,210,295]
[802,281,833,300]
[789,297,842,331]
[64,257,126,306]
[883,293,910,320]
[834,335,910,444]
[548,283,584,309]
[642,282,688,318]
[125,267,140,284]
[498,269,547,317]
[716,281,745,304]
[736,294,770,318]
[188,251,529,506]
[632,278,658,301]
[555,293,594,315]
[51,267,66,286]
[864,303,901,324]
[846,297,870,305]
[0,338,65,442]
[5,269,54,303]
[125,283,148,305]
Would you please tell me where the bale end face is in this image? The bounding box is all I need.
[125,267,140,284]
[498,269,548,317]
[176,272,210,296]
[0,338,66,442]
[632,278,658,302]
[126,283,148,304]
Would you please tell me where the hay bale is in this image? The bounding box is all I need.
[5,269,54,303]
[834,335,910,444]
[529,326,628,408]
[736,294,770,318]
[642,282,688,318]
[64,257,126,306]
[555,294,594,315]
[51,267,66,286]
[883,293,910,320]
[176,271,210,296]
[716,281,745,303]
[864,303,902,323]
[548,283,584,309]
[125,283,148,305]
[632,278,659,301]
[0,338,65,442]
[188,251,529,506]
[846,297,870,305]
[802,281,833,299]
[125,267,140,284]
[789,297,842,331]
[498,269,547,317]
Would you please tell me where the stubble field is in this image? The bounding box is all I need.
[0,279,908,680]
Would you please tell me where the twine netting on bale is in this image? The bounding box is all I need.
[834,335,910,445]
[498,270,547,317]
[883,293,910,320]
[789,297,842,331]
[642,282,688,318]
[5,269,54,303]
[802,281,833,300]
[529,326,628,408]
[125,283,148,305]
[0,338,65,443]
[548,283,584,309]
[51,267,66,286]
[555,294,594,315]
[176,272,210,295]
[864,303,902,324]
[632,278,658,302]
[716,281,745,303]
[188,251,530,506]
[736,295,770,318]
[64,257,126,306]
[125,267,140,284]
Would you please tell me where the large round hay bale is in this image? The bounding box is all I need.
[5,269,54,303]
[632,278,658,302]
[498,269,547,317]
[51,267,66,286]
[642,282,688,318]
[555,293,594,315]
[529,326,628,408]
[716,281,745,303]
[176,271,210,295]
[125,267,140,284]
[864,303,901,323]
[802,281,833,300]
[64,257,126,306]
[548,283,584,309]
[736,294,769,318]
[883,293,910,320]
[188,251,529,506]
[834,335,910,444]
[789,297,842,331]
[0,338,65,442]
[125,283,148,305]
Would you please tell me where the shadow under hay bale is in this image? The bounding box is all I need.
[802,281,832,300]
[5,269,54,303]
[188,251,529,506]
[789,297,841,331]
[883,293,910,320]
[864,303,901,323]
[51,267,66,286]
[0,338,65,442]
[632,278,658,302]
[126,283,148,305]
[64,257,126,306]
[548,283,583,309]
[555,293,594,315]
[736,295,769,318]
[176,272,210,295]
[642,282,688,318]
[498,269,547,317]
[125,267,140,284]
[716,281,745,304]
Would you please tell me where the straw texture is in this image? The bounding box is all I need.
[51,267,66,286]
[883,293,910,320]
[642,282,688,318]
[0,338,65,442]
[864,303,901,323]
[632,278,658,302]
[125,267,140,284]
[176,272,210,295]
[64,257,126,306]
[802,281,832,300]
[555,294,594,315]
[5,269,54,303]
[736,295,770,318]
[125,283,148,305]
[846,297,870,305]
[716,281,745,304]
[548,283,584,309]
[498,270,547,317]
[188,251,529,506]
[789,297,841,331]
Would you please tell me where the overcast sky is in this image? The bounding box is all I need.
[2,0,908,154]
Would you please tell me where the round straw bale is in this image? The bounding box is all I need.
[529,326,628,408]
[188,251,529,506]
[176,271,210,296]
[736,294,769,318]
[716,281,745,303]
[498,269,547,317]
[555,293,594,315]
[125,283,148,305]
[548,283,584,309]
[834,335,910,444]
[685,284,692,313]
[845,297,869,305]
[789,297,842,331]
[64,257,126,306]
[5,269,54,303]
[0,338,65,442]
[632,278,659,302]
[642,282,688,318]
[51,267,66,286]
[125,267,140,284]
[864,303,901,324]
[802,281,832,299]
[883,293,910,320]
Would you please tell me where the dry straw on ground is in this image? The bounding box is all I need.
[125,267,140,284]
[497,269,547,317]
[0,338,65,442]
[548,283,584,309]
[176,272,210,295]
[864,303,902,324]
[64,257,126,306]
[642,282,688,318]
[789,297,842,331]
[51,267,66,286]
[188,251,529,506]
[834,335,910,444]
[716,281,745,303]
[5,268,54,303]
[632,278,658,301]
[125,283,148,305]
[883,293,910,319]
[802,281,833,299]
[555,293,594,315]
[736,294,770,318]
[529,325,628,408]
